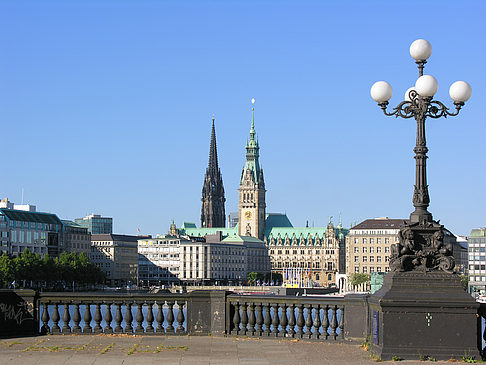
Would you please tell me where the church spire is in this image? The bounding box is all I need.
[201,115,226,228]
[208,114,219,173]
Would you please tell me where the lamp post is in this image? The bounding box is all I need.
[371,39,471,273]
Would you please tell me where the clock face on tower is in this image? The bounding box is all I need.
[245,211,252,219]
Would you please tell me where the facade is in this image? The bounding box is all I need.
[200,116,226,228]
[454,235,468,275]
[345,218,406,279]
[62,220,91,254]
[75,214,113,234]
[0,208,64,256]
[266,219,346,287]
[90,234,139,285]
[468,228,486,294]
[238,108,266,239]
[179,233,270,284]
[137,235,182,285]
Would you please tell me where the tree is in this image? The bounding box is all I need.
[349,273,370,287]
[0,254,15,287]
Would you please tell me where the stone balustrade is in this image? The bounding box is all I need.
[38,292,189,335]
[226,295,344,340]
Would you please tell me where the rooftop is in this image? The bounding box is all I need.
[0,208,62,225]
[351,218,409,230]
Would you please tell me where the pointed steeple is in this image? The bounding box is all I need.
[201,115,226,228]
[208,114,219,173]
[241,99,261,185]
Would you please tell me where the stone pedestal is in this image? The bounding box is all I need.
[369,272,480,361]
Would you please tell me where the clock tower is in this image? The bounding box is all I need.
[238,101,266,239]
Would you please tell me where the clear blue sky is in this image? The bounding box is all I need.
[1,0,484,236]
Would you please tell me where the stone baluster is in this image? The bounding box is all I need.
[263,303,271,336]
[248,303,256,335]
[41,302,50,334]
[271,303,279,336]
[312,304,321,339]
[330,305,338,339]
[93,303,103,333]
[51,303,61,334]
[176,302,185,334]
[239,303,248,335]
[296,304,305,338]
[114,303,123,333]
[135,302,145,334]
[232,302,240,335]
[104,303,113,334]
[338,306,344,339]
[62,303,71,333]
[146,302,154,334]
[255,303,263,335]
[83,304,92,333]
[304,304,313,338]
[156,302,165,333]
[72,303,81,333]
[322,305,329,339]
[279,303,288,337]
[287,304,296,337]
[125,302,134,333]
[166,302,175,333]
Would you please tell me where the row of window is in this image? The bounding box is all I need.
[354,256,389,263]
[354,266,390,273]
[353,237,391,244]
[354,247,390,253]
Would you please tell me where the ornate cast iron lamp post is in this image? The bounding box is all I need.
[371,39,471,273]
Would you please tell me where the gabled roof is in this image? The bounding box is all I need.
[0,208,62,225]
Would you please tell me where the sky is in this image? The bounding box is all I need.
[1,0,485,237]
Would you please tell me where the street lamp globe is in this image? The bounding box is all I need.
[449,81,472,103]
[404,87,416,102]
[415,75,438,97]
[410,39,432,61]
[371,81,393,103]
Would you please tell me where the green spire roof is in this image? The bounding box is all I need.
[241,106,262,185]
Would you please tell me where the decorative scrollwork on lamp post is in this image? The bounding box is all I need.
[371,39,472,273]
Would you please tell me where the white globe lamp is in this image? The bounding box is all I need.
[449,81,472,103]
[404,87,416,102]
[371,81,393,103]
[410,39,432,61]
[415,75,438,97]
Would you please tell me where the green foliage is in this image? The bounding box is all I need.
[391,356,402,361]
[459,275,468,291]
[0,250,105,288]
[349,273,371,287]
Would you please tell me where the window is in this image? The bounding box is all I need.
[328,274,332,281]
[363,238,367,244]
[362,267,367,273]
[316,274,320,280]
[354,266,359,273]
[385,247,390,253]
[354,247,359,253]
[377,247,382,253]
[363,256,367,262]
[370,256,374,262]
[370,267,375,273]
[377,238,381,244]
[370,238,374,244]
[377,256,382,262]
[370,247,374,253]
[377,267,382,272]
[362,247,367,253]
[385,238,390,244]
[385,267,390,272]
[354,238,358,243]
[385,256,390,262]
[354,256,359,262]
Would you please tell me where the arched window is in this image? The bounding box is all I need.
[316,274,320,281]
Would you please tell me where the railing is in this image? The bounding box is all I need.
[226,295,344,340]
[38,293,189,335]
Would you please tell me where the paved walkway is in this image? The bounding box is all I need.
[0,335,475,364]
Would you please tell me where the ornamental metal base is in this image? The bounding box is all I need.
[368,271,480,361]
